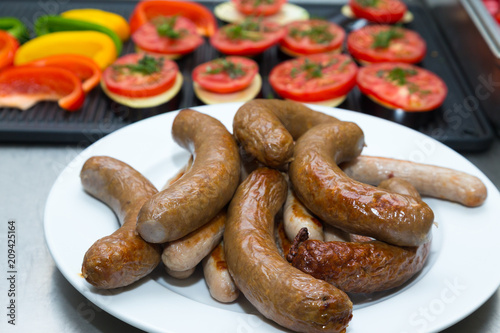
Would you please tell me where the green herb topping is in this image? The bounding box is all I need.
[289,23,334,44]
[356,0,380,7]
[223,19,265,41]
[154,16,187,39]
[205,58,246,79]
[376,67,430,94]
[372,28,404,48]
[291,57,341,79]
[113,55,164,75]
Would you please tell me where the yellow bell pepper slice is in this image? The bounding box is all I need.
[61,9,130,41]
[14,31,117,69]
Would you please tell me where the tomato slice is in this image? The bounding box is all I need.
[192,56,259,93]
[357,62,447,112]
[210,19,285,56]
[232,0,287,16]
[26,54,102,93]
[0,30,19,70]
[347,25,426,64]
[102,53,179,98]
[132,16,204,56]
[269,53,358,102]
[0,66,85,111]
[129,0,217,37]
[280,19,345,56]
[349,0,407,24]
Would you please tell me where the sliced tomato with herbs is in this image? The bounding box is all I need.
[102,53,179,98]
[347,25,426,64]
[232,0,287,16]
[0,30,19,70]
[27,54,102,93]
[349,0,407,24]
[192,56,258,93]
[357,62,447,111]
[280,19,345,56]
[129,0,217,37]
[132,15,203,56]
[0,66,85,111]
[269,53,358,102]
[210,19,285,56]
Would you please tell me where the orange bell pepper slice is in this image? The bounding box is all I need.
[0,30,19,70]
[0,66,85,111]
[27,54,102,93]
[129,0,217,37]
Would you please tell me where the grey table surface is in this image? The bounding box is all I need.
[0,136,499,333]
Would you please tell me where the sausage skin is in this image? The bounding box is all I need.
[162,210,226,272]
[225,168,353,333]
[289,122,434,247]
[341,156,487,207]
[137,109,240,243]
[81,156,161,289]
[287,228,431,294]
[202,241,239,303]
[233,99,338,168]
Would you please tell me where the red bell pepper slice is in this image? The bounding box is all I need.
[0,66,85,111]
[27,54,102,93]
[129,0,217,37]
[0,30,19,70]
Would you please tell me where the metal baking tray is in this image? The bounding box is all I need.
[0,0,494,151]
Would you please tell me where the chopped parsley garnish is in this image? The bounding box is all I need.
[372,28,404,48]
[113,55,164,75]
[377,67,428,94]
[356,0,380,7]
[154,16,187,39]
[291,58,339,79]
[223,19,264,41]
[289,24,334,44]
[205,58,246,79]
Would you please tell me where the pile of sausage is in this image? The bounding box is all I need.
[80,99,487,333]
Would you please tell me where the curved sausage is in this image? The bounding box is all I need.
[287,228,431,294]
[225,168,353,333]
[162,210,226,272]
[137,109,240,243]
[233,99,338,168]
[165,266,196,280]
[341,155,487,207]
[289,122,434,247]
[81,156,161,289]
[202,241,239,303]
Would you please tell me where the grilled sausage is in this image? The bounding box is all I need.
[233,99,338,168]
[202,241,239,303]
[165,266,196,279]
[289,121,434,247]
[162,210,226,272]
[225,168,353,333]
[283,185,324,241]
[288,178,430,294]
[81,156,161,289]
[341,155,487,207]
[137,109,240,243]
[287,228,431,294]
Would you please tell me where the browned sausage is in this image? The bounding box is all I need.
[289,122,434,247]
[80,156,161,289]
[137,109,240,243]
[202,241,239,303]
[341,155,487,207]
[233,99,338,168]
[287,228,431,294]
[162,210,226,272]
[225,168,353,333]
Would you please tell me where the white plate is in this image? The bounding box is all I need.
[44,103,500,333]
